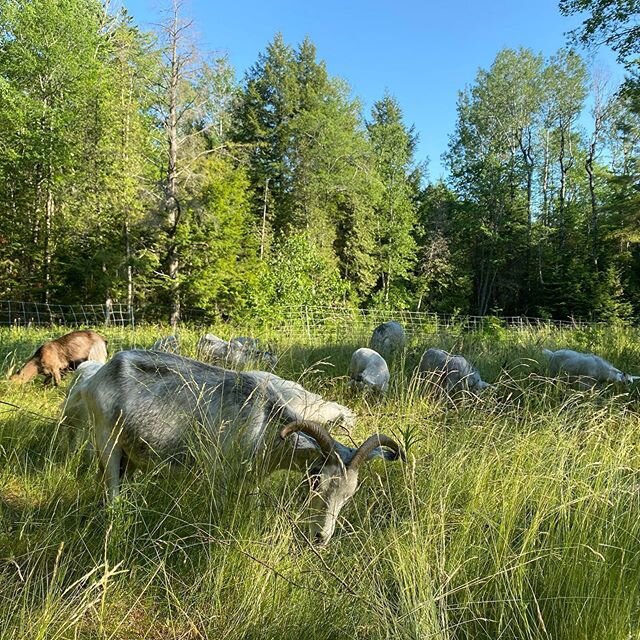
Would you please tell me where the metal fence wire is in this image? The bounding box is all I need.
[0,299,604,334]
[278,306,602,343]
[0,300,135,327]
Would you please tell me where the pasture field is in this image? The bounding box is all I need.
[1,321,640,639]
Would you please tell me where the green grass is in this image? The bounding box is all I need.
[0,322,639,639]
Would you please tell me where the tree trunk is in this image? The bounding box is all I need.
[43,183,54,304]
[124,220,134,325]
[519,130,534,309]
[166,1,181,327]
[585,149,598,266]
[558,128,568,253]
[538,130,551,286]
[260,178,269,260]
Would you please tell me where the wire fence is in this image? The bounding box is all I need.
[0,299,607,335]
[0,300,131,327]
[0,300,212,327]
[277,306,604,343]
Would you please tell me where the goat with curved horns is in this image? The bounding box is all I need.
[80,350,404,545]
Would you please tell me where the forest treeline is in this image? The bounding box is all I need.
[0,0,638,323]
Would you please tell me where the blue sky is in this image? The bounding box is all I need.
[123,0,623,180]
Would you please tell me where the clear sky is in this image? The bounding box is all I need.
[122,0,623,180]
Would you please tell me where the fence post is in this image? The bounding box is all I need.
[104,298,113,326]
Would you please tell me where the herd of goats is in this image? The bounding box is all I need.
[5,321,640,545]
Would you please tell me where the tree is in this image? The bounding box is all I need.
[57,13,158,314]
[176,154,259,320]
[0,0,108,301]
[560,1,640,118]
[414,182,471,313]
[366,93,420,307]
[252,233,347,321]
[152,0,236,325]
[234,35,381,301]
[0,0,158,309]
[445,50,536,314]
[233,33,299,244]
[560,0,640,68]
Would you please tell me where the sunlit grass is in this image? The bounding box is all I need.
[0,322,639,638]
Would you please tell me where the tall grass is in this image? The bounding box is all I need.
[0,323,639,639]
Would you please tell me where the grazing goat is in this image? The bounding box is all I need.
[10,330,108,386]
[542,348,639,384]
[231,336,260,350]
[197,333,277,369]
[150,335,180,354]
[370,321,406,359]
[419,348,490,393]
[231,336,278,367]
[249,371,356,429]
[349,348,390,394]
[79,350,403,545]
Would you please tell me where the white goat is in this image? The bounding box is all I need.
[370,321,406,359]
[60,360,105,451]
[150,335,180,354]
[349,348,390,394]
[419,348,490,393]
[76,350,403,545]
[542,348,639,384]
[197,333,277,369]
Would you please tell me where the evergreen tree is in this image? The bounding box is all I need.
[367,93,420,307]
[234,35,380,301]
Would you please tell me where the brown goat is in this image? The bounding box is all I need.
[10,330,108,386]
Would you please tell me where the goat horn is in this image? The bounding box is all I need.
[348,434,405,471]
[280,421,336,456]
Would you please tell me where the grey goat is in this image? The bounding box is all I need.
[370,321,406,359]
[419,348,490,393]
[78,350,403,545]
[542,348,639,384]
[247,371,356,429]
[197,333,277,368]
[150,335,180,354]
[349,348,390,394]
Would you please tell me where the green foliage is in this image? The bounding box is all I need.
[253,233,348,321]
[559,0,640,68]
[414,183,473,313]
[367,94,420,305]
[0,4,640,322]
[442,44,640,320]
[233,35,381,301]
[177,155,259,320]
